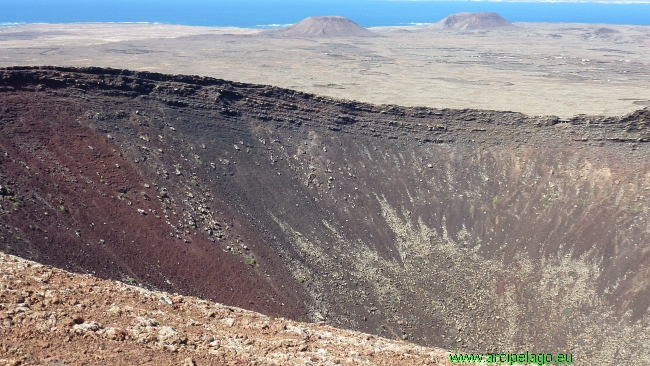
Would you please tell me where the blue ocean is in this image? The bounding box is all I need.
[1,0,649,27]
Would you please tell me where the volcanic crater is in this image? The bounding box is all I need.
[428,12,514,31]
[2,66,650,364]
[261,16,378,38]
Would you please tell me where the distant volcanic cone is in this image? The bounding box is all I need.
[261,16,378,38]
[429,12,514,30]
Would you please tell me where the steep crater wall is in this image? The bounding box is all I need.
[1,67,650,364]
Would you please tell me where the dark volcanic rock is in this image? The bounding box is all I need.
[261,16,378,38]
[584,27,622,40]
[1,66,650,364]
[595,27,620,35]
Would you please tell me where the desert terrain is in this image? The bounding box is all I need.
[2,14,650,365]
[0,20,649,117]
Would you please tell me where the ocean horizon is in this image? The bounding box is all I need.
[1,0,649,27]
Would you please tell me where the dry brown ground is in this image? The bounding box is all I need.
[0,22,649,117]
[0,252,450,365]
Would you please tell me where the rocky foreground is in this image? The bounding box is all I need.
[0,252,449,365]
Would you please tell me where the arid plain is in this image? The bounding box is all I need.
[1,20,649,117]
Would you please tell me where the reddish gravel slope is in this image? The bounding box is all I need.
[0,252,450,365]
[0,67,309,322]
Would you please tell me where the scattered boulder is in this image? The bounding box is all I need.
[221,318,236,327]
[157,325,187,347]
[73,321,102,333]
[105,327,127,341]
[137,317,159,328]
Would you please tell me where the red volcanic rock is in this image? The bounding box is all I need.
[0,67,310,325]
[429,12,514,30]
[261,16,378,38]
[0,252,451,365]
